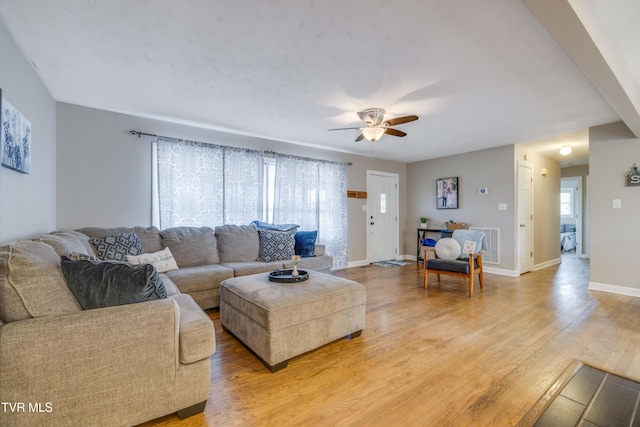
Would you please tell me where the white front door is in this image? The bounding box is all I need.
[367,171,399,263]
[518,162,534,274]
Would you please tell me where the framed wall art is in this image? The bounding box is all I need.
[1,89,31,174]
[436,177,458,209]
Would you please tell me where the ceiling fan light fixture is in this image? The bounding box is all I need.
[560,146,572,156]
[361,127,386,142]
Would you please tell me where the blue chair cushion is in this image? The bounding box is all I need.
[426,258,480,274]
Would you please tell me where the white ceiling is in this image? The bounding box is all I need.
[0,0,638,164]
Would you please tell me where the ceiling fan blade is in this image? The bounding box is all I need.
[355,133,365,142]
[328,127,361,131]
[385,128,407,137]
[384,115,419,126]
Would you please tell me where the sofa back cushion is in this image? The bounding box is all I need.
[77,226,163,253]
[215,225,260,263]
[0,241,82,323]
[160,226,219,267]
[35,231,95,257]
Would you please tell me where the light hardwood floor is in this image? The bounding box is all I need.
[140,254,640,426]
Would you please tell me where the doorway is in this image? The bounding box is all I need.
[366,171,399,263]
[561,176,583,257]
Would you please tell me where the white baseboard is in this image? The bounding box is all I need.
[483,266,519,277]
[588,282,640,298]
[534,258,561,271]
[347,259,370,268]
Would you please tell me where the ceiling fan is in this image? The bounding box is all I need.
[328,108,419,142]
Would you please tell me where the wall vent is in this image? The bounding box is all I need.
[470,227,500,264]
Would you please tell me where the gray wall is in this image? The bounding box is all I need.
[0,20,57,243]
[56,103,407,264]
[406,144,561,273]
[406,145,517,272]
[589,122,640,294]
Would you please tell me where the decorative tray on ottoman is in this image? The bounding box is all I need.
[268,269,309,283]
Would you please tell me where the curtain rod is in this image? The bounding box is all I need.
[264,150,352,166]
[129,130,157,138]
[131,131,352,165]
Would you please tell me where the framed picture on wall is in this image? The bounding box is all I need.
[1,89,32,174]
[436,177,458,209]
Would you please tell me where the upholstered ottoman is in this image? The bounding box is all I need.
[220,271,366,372]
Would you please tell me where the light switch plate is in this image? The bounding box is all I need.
[499,203,507,211]
[612,199,622,209]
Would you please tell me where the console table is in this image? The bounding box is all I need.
[416,228,453,263]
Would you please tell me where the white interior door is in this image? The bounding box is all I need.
[367,171,399,263]
[518,162,534,274]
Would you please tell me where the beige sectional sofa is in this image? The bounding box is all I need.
[78,224,333,310]
[0,224,331,426]
[0,230,215,427]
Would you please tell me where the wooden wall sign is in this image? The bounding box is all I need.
[347,190,367,199]
[626,164,640,187]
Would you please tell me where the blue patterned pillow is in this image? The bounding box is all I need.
[295,231,318,257]
[258,230,296,262]
[89,232,144,261]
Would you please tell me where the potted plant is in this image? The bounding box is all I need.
[420,217,429,229]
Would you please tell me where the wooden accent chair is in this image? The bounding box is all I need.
[423,230,486,297]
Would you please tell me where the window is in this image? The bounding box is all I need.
[560,187,574,218]
[154,137,348,268]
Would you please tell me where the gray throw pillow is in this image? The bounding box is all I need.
[258,229,296,262]
[89,232,144,262]
[60,256,167,310]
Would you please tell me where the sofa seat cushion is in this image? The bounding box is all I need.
[426,258,479,274]
[78,226,164,253]
[61,257,167,310]
[0,241,82,322]
[165,264,234,294]
[215,225,260,262]
[159,274,180,297]
[170,294,216,364]
[221,261,283,277]
[160,226,219,267]
[282,255,332,272]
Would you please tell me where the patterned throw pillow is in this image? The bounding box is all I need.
[258,229,296,262]
[295,231,318,257]
[89,232,144,262]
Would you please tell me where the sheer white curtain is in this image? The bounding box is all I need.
[156,137,262,228]
[223,147,263,225]
[156,137,224,228]
[273,154,348,268]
